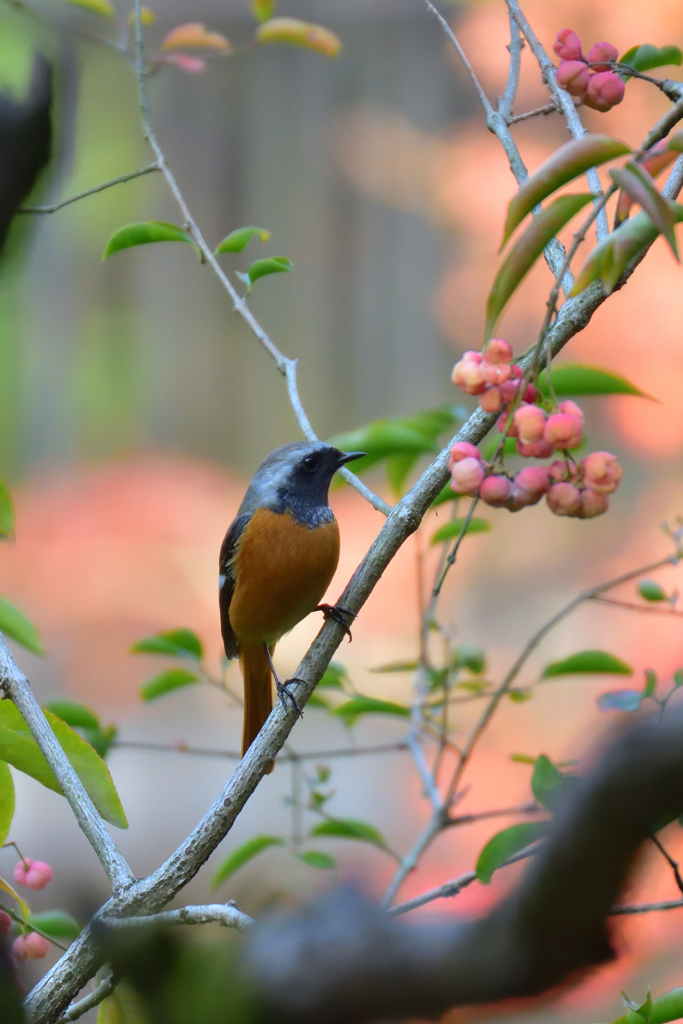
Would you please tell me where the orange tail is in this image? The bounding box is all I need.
[240,645,274,766]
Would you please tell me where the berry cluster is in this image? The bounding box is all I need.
[449,340,623,519]
[1,858,54,963]
[554,29,625,112]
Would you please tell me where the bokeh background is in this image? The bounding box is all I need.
[1,0,683,1019]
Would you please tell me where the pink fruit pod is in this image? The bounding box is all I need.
[461,350,483,363]
[544,412,583,450]
[499,378,523,403]
[578,487,610,518]
[11,936,28,963]
[481,361,512,386]
[556,60,590,97]
[451,357,486,395]
[479,386,504,414]
[14,859,52,891]
[497,412,518,437]
[587,41,618,71]
[548,459,570,482]
[0,910,12,938]
[553,28,583,62]
[517,438,554,459]
[583,70,625,111]
[25,932,51,959]
[514,465,551,500]
[449,440,481,465]
[514,404,546,444]
[482,338,512,364]
[547,481,582,516]
[558,400,584,419]
[479,474,513,507]
[581,451,623,493]
[524,384,537,403]
[511,363,523,379]
[450,456,486,495]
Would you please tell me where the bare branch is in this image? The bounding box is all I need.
[54,975,116,1024]
[498,13,522,120]
[103,902,254,934]
[0,635,133,892]
[19,164,160,214]
[507,102,557,124]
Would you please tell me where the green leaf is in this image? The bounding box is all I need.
[317,662,348,689]
[0,702,127,828]
[310,816,389,851]
[597,689,643,712]
[30,910,81,940]
[44,700,100,731]
[297,850,336,869]
[508,688,532,703]
[0,760,15,847]
[643,669,658,698]
[252,0,275,21]
[211,835,284,888]
[648,987,683,1024]
[620,44,683,77]
[453,644,486,674]
[486,193,594,340]
[511,753,536,764]
[673,669,683,688]
[0,599,44,655]
[538,363,652,399]
[0,480,14,540]
[430,481,458,508]
[571,204,683,296]
[638,580,667,601]
[386,453,419,496]
[103,221,195,260]
[502,135,631,246]
[131,628,203,660]
[610,163,679,259]
[0,875,29,925]
[531,754,566,811]
[215,226,270,254]
[542,650,633,679]
[476,821,549,884]
[67,0,114,15]
[329,423,437,477]
[332,696,410,727]
[306,693,331,709]
[370,659,418,674]
[430,518,491,545]
[247,256,293,286]
[139,668,199,702]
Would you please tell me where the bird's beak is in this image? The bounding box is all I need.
[337,450,367,466]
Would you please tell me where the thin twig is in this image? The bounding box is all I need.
[0,900,69,952]
[447,801,540,827]
[0,635,133,892]
[610,897,683,916]
[589,595,683,616]
[54,974,117,1024]
[507,103,558,124]
[103,902,254,934]
[19,164,160,214]
[111,739,409,761]
[650,833,683,894]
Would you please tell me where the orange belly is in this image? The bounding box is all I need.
[228,507,340,648]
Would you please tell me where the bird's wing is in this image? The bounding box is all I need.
[219,513,252,659]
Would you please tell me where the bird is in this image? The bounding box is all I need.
[219,441,366,763]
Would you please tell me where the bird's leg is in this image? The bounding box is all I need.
[264,644,303,718]
[316,603,356,641]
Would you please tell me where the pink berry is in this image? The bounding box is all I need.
[587,41,618,71]
[13,859,34,888]
[556,60,591,98]
[479,474,513,507]
[14,859,52,891]
[547,481,582,516]
[24,932,50,960]
[516,439,554,459]
[499,379,523,403]
[451,356,486,395]
[498,412,518,437]
[0,911,11,937]
[514,404,547,444]
[450,457,486,495]
[12,936,28,962]
[548,459,570,482]
[558,400,584,419]
[553,28,583,62]
[483,338,512,364]
[581,451,623,494]
[583,70,625,111]
[514,465,551,499]
[449,441,481,464]
[479,386,504,413]
[481,361,512,386]
[578,488,609,518]
[544,412,583,450]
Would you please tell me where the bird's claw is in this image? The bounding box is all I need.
[316,603,356,641]
[276,677,304,718]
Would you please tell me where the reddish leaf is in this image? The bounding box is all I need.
[615,145,678,225]
[256,18,341,57]
[161,22,231,52]
[610,162,679,259]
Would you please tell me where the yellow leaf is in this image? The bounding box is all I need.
[67,0,114,17]
[162,22,231,52]
[256,17,341,57]
[128,6,156,25]
[0,875,29,925]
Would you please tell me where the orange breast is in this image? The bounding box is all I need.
[228,508,340,648]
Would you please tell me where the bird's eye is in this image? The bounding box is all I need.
[302,454,318,472]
